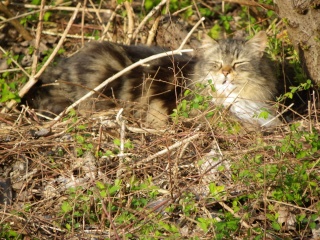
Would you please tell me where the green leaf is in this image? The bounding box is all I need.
[258,109,270,119]
[0,83,19,102]
[44,12,52,21]
[113,138,121,146]
[61,201,72,213]
[296,150,307,159]
[96,181,105,190]
[208,24,221,39]
[271,221,281,231]
[65,223,71,230]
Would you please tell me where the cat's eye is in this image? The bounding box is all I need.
[233,61,248,68]
[210,62,221,70]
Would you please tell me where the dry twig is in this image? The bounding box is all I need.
[124,1,134,44]
[132,0,168,42]
[136,133,200,166]
[30,0,46,77]
[0,1,33,41]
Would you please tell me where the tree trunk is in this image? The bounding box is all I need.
[275,0,320,84]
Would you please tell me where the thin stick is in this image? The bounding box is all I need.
[81,0,87,46]
[8,3,113,14]
[218,201,258,233]
[146,13,161,46]
[124,1,134,44]
[88,0,109,42]
[136,133,200,166]
[100,4,122,42]
[132,0,167,41]
[32,4,81,84]
[178,17,205,50]
[0,5,112,26]
[88,0,105,26]
[219,0,276,11]
[191,0,206,29]
[261,103,294,127]
[116,108,126,179]
[31,0,46,77]
[41,31,97,40]
[172,5,193,16]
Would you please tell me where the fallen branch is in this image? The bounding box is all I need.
[136,133,200,166]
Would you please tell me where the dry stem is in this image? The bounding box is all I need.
[30,0,46,77]
[132,0,168,42]
[124,1,134,44]
[136,133,200,166]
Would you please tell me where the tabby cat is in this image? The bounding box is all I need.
[25,31,281,128]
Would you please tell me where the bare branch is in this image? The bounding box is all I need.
[132,0,168,41]
[31,0,46,77]
[124,1,135,44]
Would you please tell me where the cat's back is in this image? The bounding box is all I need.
[24,41,196,122]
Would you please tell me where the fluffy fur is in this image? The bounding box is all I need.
[25,32,281,127]
[195,31,281,127]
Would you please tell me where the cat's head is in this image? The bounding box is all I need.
[198,31,268,89]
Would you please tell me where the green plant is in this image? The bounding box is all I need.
[75,134,93,157]
[171,82,213,121]
[0,223,21,239]
[278,79,312,101]
[60,187,98,231]
[213,212,241,240]
[0,79,20,103]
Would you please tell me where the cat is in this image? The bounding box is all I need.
[24,31,281,128]
[196,31,282,128]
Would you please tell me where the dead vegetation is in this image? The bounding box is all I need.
[0,0,320,239]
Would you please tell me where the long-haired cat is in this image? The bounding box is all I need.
[197,31,282,127]
[24,31,281,128]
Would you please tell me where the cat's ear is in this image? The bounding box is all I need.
[200,34,219,48]
[245,31,268,54]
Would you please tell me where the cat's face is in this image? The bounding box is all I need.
[199,32,268,103]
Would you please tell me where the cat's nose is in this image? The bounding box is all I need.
[222,70,230,76]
